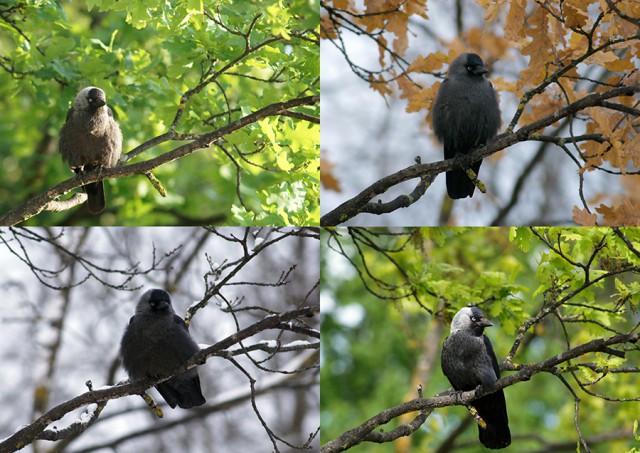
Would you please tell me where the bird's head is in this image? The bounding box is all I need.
[137,289,173,313]
[74,86,107,111]
[449,306,493,335]
[449,53,490,78]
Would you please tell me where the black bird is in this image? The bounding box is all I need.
[441,306,511,449]
[432,53,501,199]
[59,86,122,214]
[120,289,206,409]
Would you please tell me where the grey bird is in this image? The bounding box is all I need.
[432,53,501,199]
[120,289,206,409]
[441,306,511,449]
[59,86,122,214]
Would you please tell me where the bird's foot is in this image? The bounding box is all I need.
[82,164,105,180]
[453,152,473,170]
[452,153,486,193]
[465,167,487,194]
[468,405,487,429]
[141,392,164,418]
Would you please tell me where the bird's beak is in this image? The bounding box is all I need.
[90,97,106,108]
[473,66,489,76]
[478,317,493,327]
[151,300,170,310]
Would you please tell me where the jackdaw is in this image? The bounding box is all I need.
[441,306,511,449]
[59,86,122,214]
[120,289,206,409]
[432,53,501,199]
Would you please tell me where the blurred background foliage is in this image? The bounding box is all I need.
[0,0,319,225]
[321,227,640,452]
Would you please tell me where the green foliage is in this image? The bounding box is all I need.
[0,0,319,225]
[321,227,640,451]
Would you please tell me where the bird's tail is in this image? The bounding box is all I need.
[473,389,511,449]
[83,181,105,214]
[446,160,482,199]
[156,372,206,409]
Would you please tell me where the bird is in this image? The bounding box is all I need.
[441,306,511,449]
[120,289,206,409]
[59,86,122,214]
[431,53,501,199]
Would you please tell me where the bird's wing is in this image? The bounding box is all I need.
[64,106,74,123]
[172,314,190,332]
[483,334,501,378]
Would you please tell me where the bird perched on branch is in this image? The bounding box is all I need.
[432,53,501,199]
[441,306,511,449]
[59,86,122,214]
[120,289,206,409]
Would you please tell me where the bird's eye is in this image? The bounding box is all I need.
[466,66,472,71]
[471,316,478,321]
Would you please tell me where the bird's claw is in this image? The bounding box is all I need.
[454,153,473,170]
[465,168,487,193]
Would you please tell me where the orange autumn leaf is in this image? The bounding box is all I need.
[333,0,350,9]
[505,0,527,42]
[320,13,338,39]
[369,74,394,98]
[519,90,564,126]
[572,206,597,226]
[563,0,588,29]
[398,75,434,113]
[405,0,428,18]
[321,158,342,192]
[387,11,408,55]
[596,200,640,226]
[519,8,553,91]
[407,52,447,73]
